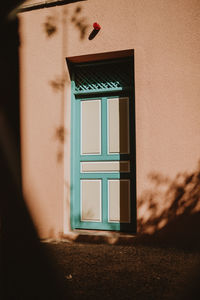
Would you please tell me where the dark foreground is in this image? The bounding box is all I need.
[43,242,200,300]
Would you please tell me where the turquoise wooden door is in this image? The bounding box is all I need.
[70,59,136,232]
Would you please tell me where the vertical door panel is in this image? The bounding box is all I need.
[81,180,101,221]
[108,97,130,154]
[108,179,130,223]
[81,100,101,155]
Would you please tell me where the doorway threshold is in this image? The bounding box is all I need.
[61,230,136,245]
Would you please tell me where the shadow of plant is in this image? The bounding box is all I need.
[49,75,66,92]
[43,5,89,40]
[54,126,67,163]
[43,15,57,37]
[55,126,65,144]
[70,6,89,39]
[137,161,200,249]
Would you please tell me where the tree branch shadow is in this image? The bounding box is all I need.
[136,161,200,250]
[43,4,90,40]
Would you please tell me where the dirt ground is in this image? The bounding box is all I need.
[43,241,200,300]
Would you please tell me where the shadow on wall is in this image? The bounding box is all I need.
[0,6,67,299]
[137,160,200,250]
[43,4,90,163]
[43,4,90,39]
[46,4,90,90]
[70,5,89,39]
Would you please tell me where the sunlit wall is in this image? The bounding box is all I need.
[19,0,200,238]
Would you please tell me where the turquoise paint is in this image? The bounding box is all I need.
[80,173,124,180]
[80,154,122,161]
[102,177,108,224]
[73,87,129,96]
[70,77,75,230]
[101,97,107,156]
[70,58,136,232]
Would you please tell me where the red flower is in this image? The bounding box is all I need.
[93,22,101,30]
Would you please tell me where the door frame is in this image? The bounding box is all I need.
[70,58,136,232]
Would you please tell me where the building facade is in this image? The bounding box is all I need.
[18,0,200,239]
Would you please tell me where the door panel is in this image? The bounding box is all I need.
[108,179,130,223]
[81,161,130,173]
[81,179,101,222]
[81,100,101,155]
[108,97,130,154]
[72,95,135,231]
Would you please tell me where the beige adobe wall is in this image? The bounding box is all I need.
[19,0,200,238]
[19,5,67,238]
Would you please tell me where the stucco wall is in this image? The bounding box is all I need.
[19,0,200,238]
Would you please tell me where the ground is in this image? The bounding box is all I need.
[43,241,200,300]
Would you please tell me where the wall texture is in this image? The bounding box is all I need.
[19,0,200,238]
